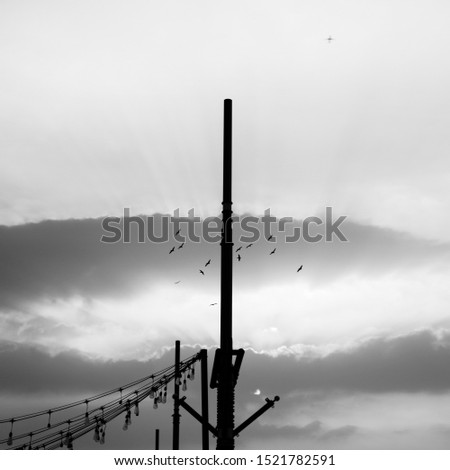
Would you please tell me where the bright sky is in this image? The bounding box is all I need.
[1,0,450,451]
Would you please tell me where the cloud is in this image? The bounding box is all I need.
[0,341,190,394]
[3,328,450,397]
[0,216,448,310]
[1,216,449,360]
[238,329,450,395]
[239,420,359,447]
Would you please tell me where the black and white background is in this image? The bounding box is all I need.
[1,0,450,449]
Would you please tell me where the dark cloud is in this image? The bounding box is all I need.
[0,341,195,394]
[321,424,359,441]
[237,420,322,440]
[236,421,362,450]
[0,216,448,309]
[2,328,450,398]
[237,329,450,396]
[240,420,358,442]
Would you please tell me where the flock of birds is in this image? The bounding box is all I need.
[167,230,303,307]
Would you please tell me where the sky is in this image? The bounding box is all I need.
[1,0,450,450]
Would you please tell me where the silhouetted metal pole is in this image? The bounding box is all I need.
[217,98,235,450]
[155,429,160,450]
[200,349,209,450]
[172,340,180,449]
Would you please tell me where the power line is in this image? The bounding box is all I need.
[1,352,200,450]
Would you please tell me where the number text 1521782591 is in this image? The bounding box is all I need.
[256,454,335,466]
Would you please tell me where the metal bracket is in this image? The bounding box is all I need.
[210,348,245,389]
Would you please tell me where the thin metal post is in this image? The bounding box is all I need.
[200,349,209,450]
[172,340,181,450]
[155,429,160,450]
[217,98,235,450]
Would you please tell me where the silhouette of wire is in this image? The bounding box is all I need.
[1,352,200,449]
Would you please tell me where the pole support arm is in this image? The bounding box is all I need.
[234,396,280,437]
[174,396,218,437]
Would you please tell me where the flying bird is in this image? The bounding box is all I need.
[175,229,181,236]
[268,235,273,241]
[246,243,253,249]
[169,247,175,254]
[269,248,276,255]
[327,36,333,42]
[210,302,218,306]
[178,242,184,249]
[199,270,205,275]
[237,254,241,262]
[174,281,181,284]
[297,265,303,272]
[236,247,242,252]
[205,259,211,267]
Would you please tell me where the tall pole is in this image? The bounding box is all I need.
[200,349,209,450]
[172,340,180,450]
[217,98,235,449]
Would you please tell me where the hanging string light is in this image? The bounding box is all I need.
[7,419,14,446]
[122,401,132,431]
[84,400,90,426]
[100,421,106,445]
[1,351,201,450]
[134,392,140,417]
[93,418,100,442]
